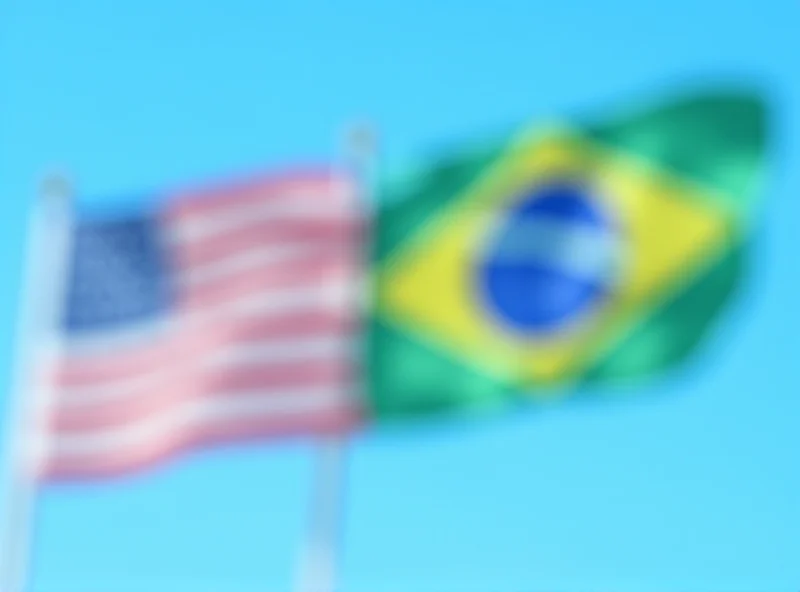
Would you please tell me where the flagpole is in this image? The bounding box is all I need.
[294,436,348,592]
[0,174,73,592]
[293,124,377,592]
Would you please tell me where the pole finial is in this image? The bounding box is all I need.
[345,122,378,161]
[38,171,73,203]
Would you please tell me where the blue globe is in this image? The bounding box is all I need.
[477,181,620,334]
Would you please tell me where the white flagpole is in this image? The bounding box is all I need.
[293,124,377,592]
[0,174,73,592]
[294,437,348,592]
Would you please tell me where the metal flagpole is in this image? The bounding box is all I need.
[293,124,377,592]
[0,174,73,592]
[293,437,348,592]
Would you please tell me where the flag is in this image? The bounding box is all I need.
[35,170,362,480]
[368,90,768,418]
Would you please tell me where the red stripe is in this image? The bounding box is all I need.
[57,313,354,386]
[167,170,353,221]
[52,361,353,431]
[171,219,361,269]
[40,405,362,483]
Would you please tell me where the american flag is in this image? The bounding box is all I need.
[33,169,362,480]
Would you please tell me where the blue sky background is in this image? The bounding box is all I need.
[1,1,798,591]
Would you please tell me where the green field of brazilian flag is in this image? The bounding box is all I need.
[367,88,767,419]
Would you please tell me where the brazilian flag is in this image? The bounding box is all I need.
[368,89,768,419]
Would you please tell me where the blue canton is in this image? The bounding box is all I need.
[64,213,173,333]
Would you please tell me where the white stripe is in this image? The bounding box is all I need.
[170,192,355,245]
[212,336,354,368]
[216,279,355,318]
[489,216,619,280]
[63,279,356,356]
[59,335,355,407]
[177,242,337,290]
[42,387,352,460]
